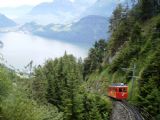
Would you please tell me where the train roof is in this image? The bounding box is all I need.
[109,83,128,87]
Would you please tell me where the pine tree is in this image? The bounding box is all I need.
[32,65,48,103]
[109,4,124,33]
[83,39,107,78]
[135,0,160,20]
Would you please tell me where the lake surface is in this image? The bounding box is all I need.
[0,32,87,70]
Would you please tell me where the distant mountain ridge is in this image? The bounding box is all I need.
[30,0,75,15]
[0,6,33,19]
[19,0,118,25]
[27,0,89,24]
[0,0,113,47]
[0,13,16,27]
[20,15,109,47]
[83,0,117,17]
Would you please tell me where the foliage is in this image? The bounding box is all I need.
[83,39,107,78]
[0,66,12,101]
[0,64,63,120]
[0,50,112,120]
[107,4,136,57]
[133,0,160,21]
[108,23,142,73]
[0,94,63,120]
[33,53,111,120]
[85,1,160,119]
[32,66,48,103]
[136,20,160,119]
[82,93,111,120]
[109,4,124,33]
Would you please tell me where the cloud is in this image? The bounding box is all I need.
[70,0,74,2]
[0,0,53,8]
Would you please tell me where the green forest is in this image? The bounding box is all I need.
[0,0,160,120]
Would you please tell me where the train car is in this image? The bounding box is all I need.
[108,83,128,100]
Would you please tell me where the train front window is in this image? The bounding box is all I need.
[119,88,123,92]
[123,88,127,92]
[119,88,127,92]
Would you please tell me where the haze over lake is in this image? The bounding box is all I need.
[0,32,87,69]
[0,0,120,70]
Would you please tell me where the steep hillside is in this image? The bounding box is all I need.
[84,1,160,120]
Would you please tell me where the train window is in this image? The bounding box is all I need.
[123,88,127,92]
[119,88,123,92]
[119,88,127,92]
[111,88,116,92]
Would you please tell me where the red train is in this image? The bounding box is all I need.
[108,83,128,100]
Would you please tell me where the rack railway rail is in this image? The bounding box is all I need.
[120,100,144,120]
[110,100,144,120]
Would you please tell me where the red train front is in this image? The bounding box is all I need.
[108,83,128,100]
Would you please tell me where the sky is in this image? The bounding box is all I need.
[0,0,100,8]
[0,0,53,8]
[0,0,126,9]
[0,0,95,8]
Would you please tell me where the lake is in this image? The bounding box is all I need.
[0,32,87,70]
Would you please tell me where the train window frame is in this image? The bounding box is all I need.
[115,87,117,92]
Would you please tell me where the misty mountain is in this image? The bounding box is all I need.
[0,6,33,19]
[30,0,97,15]
[83,0,117,17]
[20,15,109,47]
[0,13,16,27]
[30,0,75,15]
[20,22,42,31]
[27,0,98,25]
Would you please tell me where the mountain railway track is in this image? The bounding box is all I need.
[110,99,144,120]
[108,83,144,120]
[120,100,144,120]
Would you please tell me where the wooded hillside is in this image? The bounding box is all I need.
[83,0,160,119]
